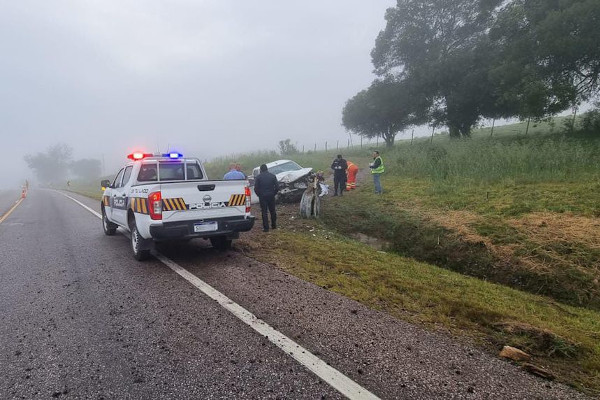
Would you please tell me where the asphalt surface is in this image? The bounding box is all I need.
[0,189,589,399]
[0,189,20,216]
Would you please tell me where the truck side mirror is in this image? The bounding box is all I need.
[101,179,111,189]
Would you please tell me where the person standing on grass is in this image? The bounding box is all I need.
[369,150,385,194]
[346,160,358,190]
[254,164,279,232]
[331,154,348,196]
[234,162,247,179]
[223,162,246,180]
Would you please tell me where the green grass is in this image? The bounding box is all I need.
[322,179,600,309]
[240,229,600,394]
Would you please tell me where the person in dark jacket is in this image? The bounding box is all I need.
[254,164,279,232]
[331,154,348,196]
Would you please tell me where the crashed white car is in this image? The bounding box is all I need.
[250,160,313,203]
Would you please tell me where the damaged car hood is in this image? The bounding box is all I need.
[276,168,313,183]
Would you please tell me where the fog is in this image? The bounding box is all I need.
[0,0,395,188]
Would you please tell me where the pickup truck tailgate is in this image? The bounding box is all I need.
[160,180,249,223]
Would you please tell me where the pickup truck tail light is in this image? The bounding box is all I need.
[149,191,163,220]
[245,186,251,214]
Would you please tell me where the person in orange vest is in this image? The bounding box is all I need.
[346,161,358,191]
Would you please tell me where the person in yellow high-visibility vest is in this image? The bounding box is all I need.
[346,161,358,191]
[369,151,385,194]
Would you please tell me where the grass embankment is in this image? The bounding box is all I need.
[237,223,600,394]
[206,122,600,392]
[322,132,600,308]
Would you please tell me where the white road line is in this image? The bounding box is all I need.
[58,192,102,219]
[60,191,380,400]
[0,198,24,225]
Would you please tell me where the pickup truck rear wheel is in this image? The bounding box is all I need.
[210,236,232,250]
[130,220,151,261]
[102,206,117,235]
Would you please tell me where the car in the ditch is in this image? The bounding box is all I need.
[249,159,313,203]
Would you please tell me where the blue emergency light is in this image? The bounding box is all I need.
[163,152,183,159]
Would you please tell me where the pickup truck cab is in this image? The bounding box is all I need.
[101,152,255,260]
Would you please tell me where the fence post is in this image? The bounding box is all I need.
[336,140,339,150]
[302,145,304,154]
[411,129,414,145]
[525,117,531,135]
[347,138,350,148]
[314,143,316,152]
[430,126,435,143]
[490,119,495,137]
[325,141,327,153]
[360,136,363,149]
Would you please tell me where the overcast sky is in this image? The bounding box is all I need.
[1,0,396,187]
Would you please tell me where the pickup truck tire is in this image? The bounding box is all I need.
[210,235,232,250]
[102,206,117,236]
[130,220,151,261]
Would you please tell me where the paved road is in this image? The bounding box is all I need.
[0,189,20,216]
[0,189,588,399]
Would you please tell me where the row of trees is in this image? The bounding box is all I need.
[343,0,600,146]
[24,144,101,184]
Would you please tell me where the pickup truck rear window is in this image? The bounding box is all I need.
[138,164,158,182]
[159,162,185,181]
[186,163,203,180]
[137,161,204,182]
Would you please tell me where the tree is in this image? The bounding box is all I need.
[488,0,600,119]
[342,78,426,147]
[24,143,73,184]
[371,0,503,138]
[278,139,299,155]
[70,159,102,180]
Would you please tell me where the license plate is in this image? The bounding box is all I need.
[194,221,218,233]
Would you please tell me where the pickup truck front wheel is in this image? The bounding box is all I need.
[102,207,117,236]
[210,235,232,250]
[130,220,151,261]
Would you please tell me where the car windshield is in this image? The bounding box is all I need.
[268,161,303,175]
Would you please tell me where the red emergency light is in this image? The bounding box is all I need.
[127,152,153,160]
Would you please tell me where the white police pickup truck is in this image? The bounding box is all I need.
[101,152,255,260]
